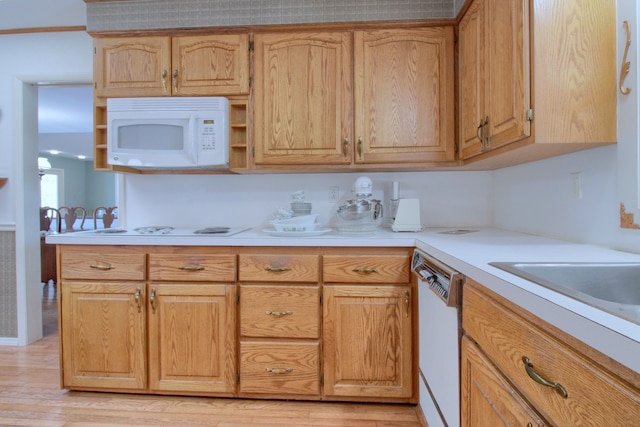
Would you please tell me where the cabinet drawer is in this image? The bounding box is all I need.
[463,281,640,427]
[240,285,319,339]
[238,254,319,283]
[323,254,410,284]
[239,341,320,396]
[60,248,145,281]
[148,253,235,282]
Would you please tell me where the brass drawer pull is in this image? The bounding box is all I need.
[89,262,114,270]
[179,264,204,271]
[266,310,293,317]
[352,267,379,274]
[522,356,568,398]
[264,266,292,272]
[266,367,293,374]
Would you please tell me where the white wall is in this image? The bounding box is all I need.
[120,171,493,230]
[493,145,640,254]
[0,30,93,344]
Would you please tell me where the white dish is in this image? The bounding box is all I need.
[262,228,332,237]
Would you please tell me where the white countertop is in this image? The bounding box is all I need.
[47,226,640,373]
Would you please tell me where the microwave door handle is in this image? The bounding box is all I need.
[188,116,198,164]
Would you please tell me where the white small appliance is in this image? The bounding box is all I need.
[391,198,422,232]
[107,97,229,170]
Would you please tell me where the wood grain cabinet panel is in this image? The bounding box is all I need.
[239,341,320,396]
[253,31,353,167]
[462,280,640,426]
[60,281,147,390]
[323,284,413,400]
[461,336,547,427]
[60,246,145,281]
[323,253,411,284]
[238,253,319,283]
[240,285,320,339]
[94,34,249,97]
[147,283,237,394]
[458,0,616,168]
[354,27,456,165]
[148,253,236,282]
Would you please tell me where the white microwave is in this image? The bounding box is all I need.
[107,97,229,170]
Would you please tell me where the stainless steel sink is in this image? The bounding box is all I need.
[489,262,640,325]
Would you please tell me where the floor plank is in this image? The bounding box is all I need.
[0,285,425,426]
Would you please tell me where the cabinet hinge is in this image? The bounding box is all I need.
[249,76,252,88]
[237,372,240,384]
[320,292,323,305]
[526,108,534,121]
[249,41,254,51]
[251,146,255,158]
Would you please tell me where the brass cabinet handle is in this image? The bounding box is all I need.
[179,264,204,271]
[404,290,410,318]
[264,266,292,272]
[134,288,141,313]
[620,20,632,95]
[476,120,485,143]
[89,262,114,270]
[161,69,168,93]
[150,288,157,313]
[357,137,363,159]
[172,69,178,93]
[476,116,489,149]
[266,367,293,374]
[352,267,379,274]
[343,137,349,156]
[522,356,568,398]
[266,310,293,317]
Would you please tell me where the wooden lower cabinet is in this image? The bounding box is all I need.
[462,279,640,426]
[60,281,147,391]
[148,283,236,394]
[323,284,414,400]
[322,248,415,402]
[59,245,416,403]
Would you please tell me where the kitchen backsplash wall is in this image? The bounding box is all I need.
[493,145,640,254]
[86,0,456,32]
[121,171,493,230]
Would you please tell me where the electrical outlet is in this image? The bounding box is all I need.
[329,186,339,201]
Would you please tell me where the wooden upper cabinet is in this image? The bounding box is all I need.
[94,34,250,97]
[354,27,456,164]
[171,35,250,96]
[94,36,171,98]
[458,0,530,160]
[253,31,353,167]
[459,0,616,167]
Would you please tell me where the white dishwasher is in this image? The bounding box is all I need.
[412,250,464,427]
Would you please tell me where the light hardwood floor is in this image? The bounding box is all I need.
[0,285,426,426]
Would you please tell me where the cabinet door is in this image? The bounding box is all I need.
[94,36,171,98]
[60,281,146,390]
[147,283,236,394]
[458,0,486,159]
[484,0,530,150]
[323,285,413,399]
[461,336,548,427]
[172,34,250,96]
[354,27,455,165]
[253,32,353,166]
